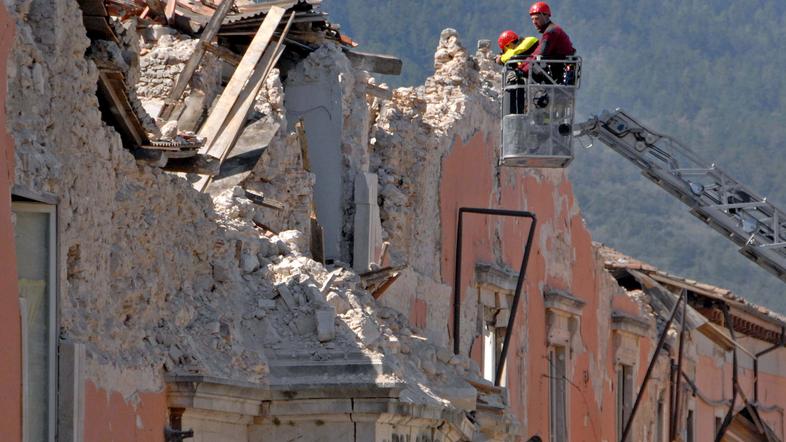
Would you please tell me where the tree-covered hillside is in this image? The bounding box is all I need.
[323,0,786,313]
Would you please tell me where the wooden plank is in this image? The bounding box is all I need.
[96,71,146,146]
[164,0,177,23]
[371,272,401,299]
[244,189,285,210]
[158,0,236,120]
[194,44,283,191]
[196,6,285,146]
[196,10,294,192]
[343,50,403,76]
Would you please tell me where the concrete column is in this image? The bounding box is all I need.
[352,172,383,273]
[285,74,343,261]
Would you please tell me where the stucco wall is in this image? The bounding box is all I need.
[0,0,19,439]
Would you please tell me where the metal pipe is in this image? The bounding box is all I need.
[715,306,739,442]
[620,289,685,442]
[670,289,688,442]
[450,207,537,388]
[754,326,786,403]
[495,215,537,386]
[453,210,464,355]
[668,359,676,440]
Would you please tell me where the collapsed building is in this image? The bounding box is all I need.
[3,0,786,441]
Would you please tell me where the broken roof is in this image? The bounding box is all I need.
[599,243,786,343]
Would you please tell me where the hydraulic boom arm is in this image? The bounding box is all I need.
[574,109,786,282]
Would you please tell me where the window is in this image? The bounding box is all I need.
[549,346,567,442]
[686,409,695,442]
[482,308,508,387]
[13,201,57,442]
[616,364,633,442]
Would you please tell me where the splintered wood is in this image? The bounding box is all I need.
[194,9,295,192]
[197,6,286,148]
[158,0,235,120]
[360,265,406,299]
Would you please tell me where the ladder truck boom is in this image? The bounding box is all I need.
[574,109,786,282]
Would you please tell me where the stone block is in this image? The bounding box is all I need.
[257,299,276,309]
[315,307,336,342]
[292,311,316,335]
[326,291,351,315]
[275,283,297,310]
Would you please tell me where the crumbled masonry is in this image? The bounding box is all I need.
[8,0,516,436]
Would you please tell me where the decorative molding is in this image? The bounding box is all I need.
[475,263,518,293]
[544,287,586,317]
[611,311,652,337]
[11,184,58,205]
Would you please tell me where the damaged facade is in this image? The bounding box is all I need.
[3,0,786,442]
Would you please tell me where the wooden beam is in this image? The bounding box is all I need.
[243,189,285,210]
[164,0,177,23]
[196,6,286,147]
[195,44,283,191]
[158,0,236,120]
[96,71,146,146]
[343,49,403,76]
[196,10,294,192]
[201,41,242,66]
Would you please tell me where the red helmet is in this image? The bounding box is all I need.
[497,30,519,51]
[529,1,551,16]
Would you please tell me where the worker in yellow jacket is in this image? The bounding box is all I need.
[496,30,539,114]
[496,30,539,65]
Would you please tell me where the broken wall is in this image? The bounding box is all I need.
[6,3,516,441]
[368,29,665,440]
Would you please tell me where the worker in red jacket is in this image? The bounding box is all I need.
[524,2,575,82]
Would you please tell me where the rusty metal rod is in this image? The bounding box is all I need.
[450,207,537,388]
[620,289,685,442]
[715,306,739,442]
[754,326,785,403]
[670,289,688,442]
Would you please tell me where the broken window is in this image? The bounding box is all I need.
[481,309,508,387]
[616,364,633,442]
[549,345,568,442]
[13,200,57,442]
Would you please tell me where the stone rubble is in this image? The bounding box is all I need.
[8,0,516,435]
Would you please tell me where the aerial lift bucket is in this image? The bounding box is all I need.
[500,56,581,168]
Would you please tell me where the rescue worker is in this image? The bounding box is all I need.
[496,30,539,114]
[495,30,539,65]
[525,1,576,82]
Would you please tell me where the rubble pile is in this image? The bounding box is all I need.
[8,0,516,435]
